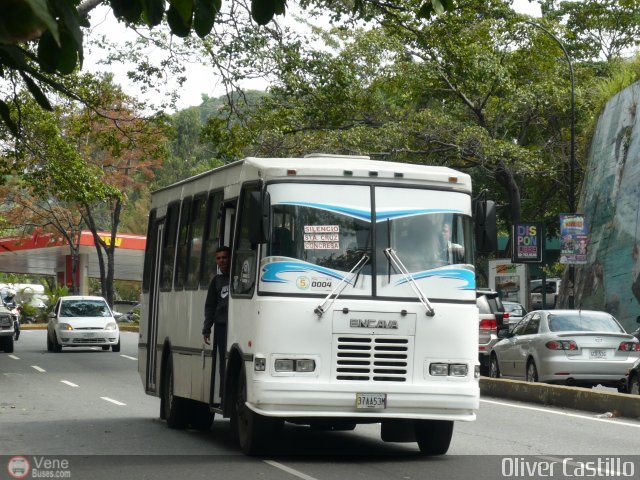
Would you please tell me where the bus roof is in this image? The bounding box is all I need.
[152,154,472,196]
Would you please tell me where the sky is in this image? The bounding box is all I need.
[84,0,542,112]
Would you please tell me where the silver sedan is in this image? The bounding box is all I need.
[489,310,640,390]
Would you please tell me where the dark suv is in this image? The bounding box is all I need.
[477,289,508,375]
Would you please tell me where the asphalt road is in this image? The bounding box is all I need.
[2,330,640,480]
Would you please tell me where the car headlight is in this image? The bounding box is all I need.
[58,323,74,331]
[105,322,118,331]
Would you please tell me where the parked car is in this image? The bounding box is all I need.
[477,289,508,375]
[0,304,15,353]
[503,301,527,327]
[530,278,561,309]
[627,358,640,395]
[47,296,120,352]
[489,310,639,391]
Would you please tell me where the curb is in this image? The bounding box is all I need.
[481,377,640,420]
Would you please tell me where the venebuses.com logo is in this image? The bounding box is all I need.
[6,456,71,479]
[7,456,30,479]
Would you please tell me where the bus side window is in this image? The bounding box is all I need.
[231,185,259,297]
[186,194,206,289]
[174,197,192,290]
[200,191,223,287]
[161,202,180,291]
[142,209,157,293]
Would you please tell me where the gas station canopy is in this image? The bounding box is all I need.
[0,231,146,290]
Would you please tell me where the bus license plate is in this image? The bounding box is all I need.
[590,349,606,359]
[356,393,387,409]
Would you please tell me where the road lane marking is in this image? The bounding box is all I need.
[120,355,137,361]
[31,366,46,373]
[481,398,640,428]
[8,355,19,360]
[263,460,319,480]
[101,397,126,406]
[61,380,79,388]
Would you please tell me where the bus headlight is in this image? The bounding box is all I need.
[449,364,468,377]
[429,363,469,377]
[274,358,316,373]
[295,359,315,372]
[274,359,294,372]
[430,363,449,376]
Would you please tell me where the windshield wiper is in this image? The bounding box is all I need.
[314,254,370,318]
[384,247,435,317]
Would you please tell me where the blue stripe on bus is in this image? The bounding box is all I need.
[275,202,462,222]
[277,202,371,221]
[261,260,352,284]
[393,267,476,290]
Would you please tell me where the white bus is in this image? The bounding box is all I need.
[138,154,496,455]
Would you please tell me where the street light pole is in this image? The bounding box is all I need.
[524,20,576,308]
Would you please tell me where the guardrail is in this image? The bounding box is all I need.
[481,377,640,419]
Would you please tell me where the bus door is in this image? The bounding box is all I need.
[208,200,236,409]
[146,218,164,394]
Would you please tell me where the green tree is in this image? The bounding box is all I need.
[2,74,167,306]
[0,0,455,136]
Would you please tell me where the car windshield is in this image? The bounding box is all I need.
[547,312,624,333]
[60,300,111,317]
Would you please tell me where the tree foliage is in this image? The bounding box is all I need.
[1,73,168,304]
[0,0,456,135]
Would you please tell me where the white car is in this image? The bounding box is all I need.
[47,296,120,352]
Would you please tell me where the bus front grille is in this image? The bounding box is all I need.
[333,335,413,382]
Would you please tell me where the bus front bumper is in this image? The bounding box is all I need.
[247,381,479,422]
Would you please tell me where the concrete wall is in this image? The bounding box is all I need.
[566,81,640,333]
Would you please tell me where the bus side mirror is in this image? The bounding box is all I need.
[248,191,271,245]
[474,198,497,254]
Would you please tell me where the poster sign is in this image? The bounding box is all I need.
[512,222,543,263]
[560,214,588,264]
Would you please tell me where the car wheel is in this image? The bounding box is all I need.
[162,355,188,429]
[52,331,62,353]
[111,338,121,353]
[526,359,538,382]
[3,335,14,353]
[489,354,501,378]
[414,420,454,455]
[630,374,640,395]
[234,365,279,455]
[46,332,53,352]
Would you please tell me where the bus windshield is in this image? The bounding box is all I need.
[259,183,474,299]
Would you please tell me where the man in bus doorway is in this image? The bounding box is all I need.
[202,246,231,383]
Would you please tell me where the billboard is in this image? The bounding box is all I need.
[560,214,588,265]
[512,222,543,263]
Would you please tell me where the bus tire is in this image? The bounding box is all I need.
[234,366,279,455]
[414,420,453,455]
[163,355,188,429]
